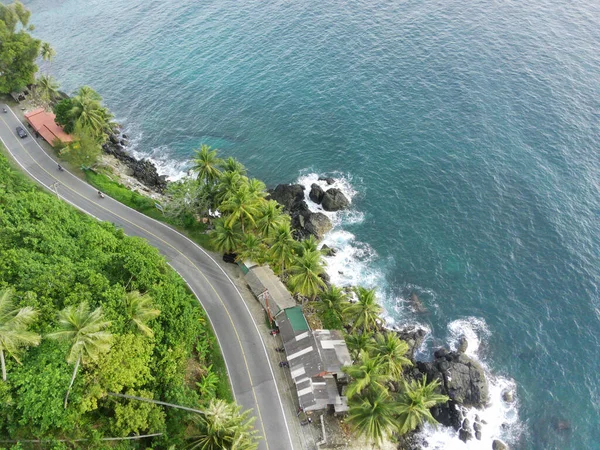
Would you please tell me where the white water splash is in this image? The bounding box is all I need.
[418,318,522,449]
[119,124,191,181]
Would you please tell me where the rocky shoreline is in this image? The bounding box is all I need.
[101,128,168,193]
[104,153,511,449]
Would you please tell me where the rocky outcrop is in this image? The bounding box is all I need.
[102,131,167,192]
[416,349,489,430]
[492,440,508,450]
[268,184,305,211]
[318,176,335,185]
[304,212,332,240]
[131,159,167,192]
[267,184,333,241]
[321,188,349,211]
[309,183,325,204]
[393,327,427,362]
[321,244,337,256]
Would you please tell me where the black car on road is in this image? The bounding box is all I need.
[16,126,27,138]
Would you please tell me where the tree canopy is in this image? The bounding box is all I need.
[0,152,235,447]
[0,1,41,93]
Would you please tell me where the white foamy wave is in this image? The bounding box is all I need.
[118,123,191,181]
[130,145,191,181]
[296,171,393,312]
[418,318,522,449]
[447,317,491,358]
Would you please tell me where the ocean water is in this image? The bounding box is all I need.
[24,0,600,448]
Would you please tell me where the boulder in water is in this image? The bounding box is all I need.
[457,336,469,354]
[318,176,335,185]
[321,244,337,256]
[309,183,325,204]
[268,184,305,212]
[459,418,473,442]
[410,292,427,313]
[304,212,332,240]
[492,440,508,450]
[502,390,515,403]
[321,188,350,211]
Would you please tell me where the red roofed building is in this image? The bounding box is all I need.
[24,108,74,145]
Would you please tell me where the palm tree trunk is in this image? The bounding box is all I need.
[1,349,6,382]
[64,356,81,408]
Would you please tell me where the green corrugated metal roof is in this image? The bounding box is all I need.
[285,306,309,332]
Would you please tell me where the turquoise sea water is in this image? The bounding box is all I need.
[25,0,600,448]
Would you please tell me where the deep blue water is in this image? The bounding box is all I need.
[24,0,600,448]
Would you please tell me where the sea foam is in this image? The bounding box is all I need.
[297,172,522,448]
[417,318,522,449]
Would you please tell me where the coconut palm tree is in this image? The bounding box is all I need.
[344,331,373,361]
[288,250,326,300]
[247,178,267,199]
[343,351,393,399]
[256,200,288,239]
[191,145,223,185]
[220,185,260,234]
[347,390,398,448]
[0,289,41,381]
[215,171,246,205]
[210,219,242,254]
[124,291,160,338]
[40,42,55,62]
[70,86,113,141]
[316,285,350,328]
[187,399,259,450]
[36,74,59,105]
[297,235,319,256]
[345,287,383,332]
[237,234,266,264]
[47,302,112,408]
[268,223,297,276]
[40,42,56,74]
[396,377,449,434]
[369,332,412,379]
[219,156,247,176]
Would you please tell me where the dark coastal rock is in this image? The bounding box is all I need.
[267,184,305,212]
[304,212,333,240]
[444,353,489,407]
[321,244,337,256]
[434,348,448,359]
[321,188,350,211]
[319,272,331,288]
[414,349,489,433]
[318,176,335,185]
[394,327,427,362]
[120,139,128,146]
[459,418,473,442]
[492,439,508,450]
[502,390,514,403]
[457,336,469,354]
[309,183,325,204]
[131,159,168,192]
[268,184,332,241]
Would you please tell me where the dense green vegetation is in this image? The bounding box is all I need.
[0,2,41,94]
[0,152,248,448]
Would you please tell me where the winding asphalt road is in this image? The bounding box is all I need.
[0,105,294,450]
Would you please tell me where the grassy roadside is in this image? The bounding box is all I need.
[84,169,213,249]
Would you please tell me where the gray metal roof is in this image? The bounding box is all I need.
[313,329,352,375]
[244,265,296,317]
